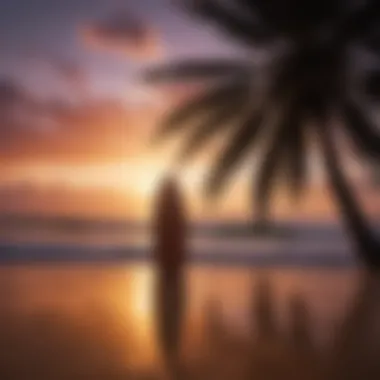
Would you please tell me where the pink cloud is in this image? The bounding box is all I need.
[81,11,162,60]
[47,58,89,93]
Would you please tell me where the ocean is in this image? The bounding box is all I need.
[0,216,359,267]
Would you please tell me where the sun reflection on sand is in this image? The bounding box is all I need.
[126,265,160,368]
[129,266,154,332]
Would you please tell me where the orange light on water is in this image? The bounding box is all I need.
[125,266,159,368]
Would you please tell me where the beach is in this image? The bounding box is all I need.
[0,220,373,378]
[0,263,361,377]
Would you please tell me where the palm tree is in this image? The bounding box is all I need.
[144,0,380,270]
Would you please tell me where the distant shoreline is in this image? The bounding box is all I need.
[0,242,355,268]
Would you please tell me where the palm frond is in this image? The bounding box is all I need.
[189,0,274,44]
[205,104,266,197]
[364,34,380,54]
[365,71,380,101]
[178,93,248,163]
[340,0,380,52]
[255,108,294,218]
[342,100,380,158]
[343,0,380,41]
[236,0,262,16]
[143,60,249,84]
[284,110,309,200]
[153,81,247,143]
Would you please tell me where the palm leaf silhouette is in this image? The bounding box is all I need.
[154,80,249,143]
[255,107,292,217]
[365,71,380,100]
[343,100,380,158]
[178,94,247,163]
[144,59,249,83]
[284,109,309,200]
[145,0,380,268]
[206,103,267,197]
[188,0,275,44]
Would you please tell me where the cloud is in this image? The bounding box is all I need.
[0,78,149,165]
[26,52,89,95]
[47,57,89,93]
[0,80,54,134]
[81,11,162,60]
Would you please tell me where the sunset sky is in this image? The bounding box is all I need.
[1,0,379,220]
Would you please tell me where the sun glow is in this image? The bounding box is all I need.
[129,266,154,334]
[4,161,172,193]
[126,266,159,367]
